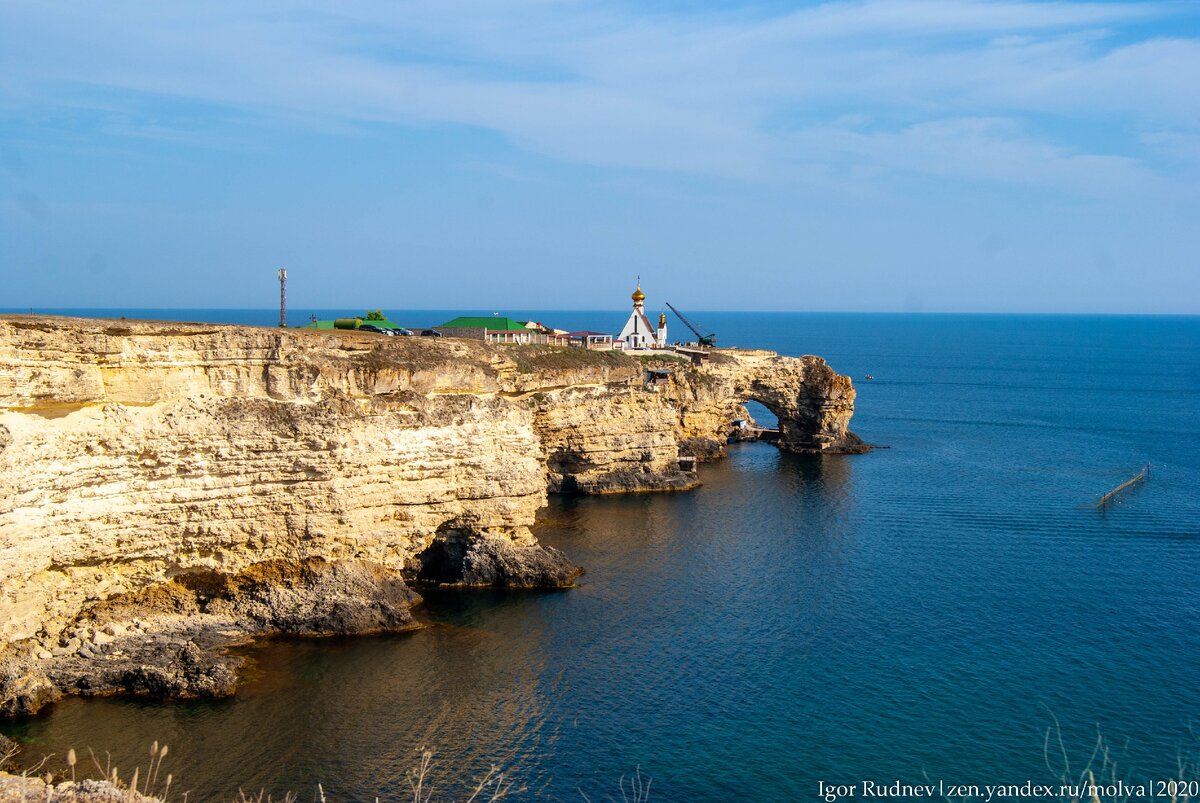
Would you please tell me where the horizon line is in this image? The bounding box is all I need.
[2,307,1198,319]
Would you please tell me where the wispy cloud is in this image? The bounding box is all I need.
[2,0,1196,194]
[815,116,1166,199]
[460,161,547,184]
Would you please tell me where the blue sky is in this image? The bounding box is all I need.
[2,0,1198,313]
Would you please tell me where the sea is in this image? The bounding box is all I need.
[1,309,1198,802]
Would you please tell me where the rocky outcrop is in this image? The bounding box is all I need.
[0,558,428,717]
[530,384,699,494]
[0,774,165,803]
[416,532,580,587]
[0,316,861,715]
[665,348,867,460]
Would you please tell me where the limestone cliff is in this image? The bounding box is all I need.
[664,348,866,460]
[0,316,863,715]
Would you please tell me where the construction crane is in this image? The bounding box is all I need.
[665,302,717,348]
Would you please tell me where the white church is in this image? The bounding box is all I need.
[616,282,667,350]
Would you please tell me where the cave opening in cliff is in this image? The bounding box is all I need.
[414,526,470,584]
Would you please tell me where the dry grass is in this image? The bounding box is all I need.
[5,739,651,802]
[231,791,297,803]
[635,354,689,368]
[1041,716,1197,803]
[405,747,521,803]
[500,344,630,374]
[82,741,177,802]
[578,766,651,803]
[935,718,1200,803]
[15,718,1200,803]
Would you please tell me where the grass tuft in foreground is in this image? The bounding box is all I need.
[2,740,650,802]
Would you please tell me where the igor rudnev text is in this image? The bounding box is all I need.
[818,780,1200,801]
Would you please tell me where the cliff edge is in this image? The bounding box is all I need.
[0,316,863,715]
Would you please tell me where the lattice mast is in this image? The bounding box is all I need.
[277,268,287,328]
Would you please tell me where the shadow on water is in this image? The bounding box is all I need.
[2,443,865,801]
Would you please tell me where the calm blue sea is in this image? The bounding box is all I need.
[2,310,1198,802]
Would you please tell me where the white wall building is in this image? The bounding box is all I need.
[617,284,667,350]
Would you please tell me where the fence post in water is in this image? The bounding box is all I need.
[1096,464,1149,509]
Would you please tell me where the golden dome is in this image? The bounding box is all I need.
[632,285,645,303]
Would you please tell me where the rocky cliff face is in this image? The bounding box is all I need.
[665,348,866,460]
[0,316,862,715]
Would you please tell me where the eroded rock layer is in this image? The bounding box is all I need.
[665,348,867,460]
[0,316,862,714]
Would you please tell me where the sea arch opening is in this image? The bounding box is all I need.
[742,399,778,430]
[731,396,784,445]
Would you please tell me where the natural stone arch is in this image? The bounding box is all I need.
[728,395,784,443]
[669,349,867,457]
[731,360,864,453]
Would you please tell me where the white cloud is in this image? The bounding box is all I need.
[1,0,1196,193]
[787,117,1163,196]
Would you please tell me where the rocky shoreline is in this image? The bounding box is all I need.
[1,547,581,718]
[0,774,165,803]
[0,316,860,717]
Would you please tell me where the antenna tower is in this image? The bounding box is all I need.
[277,268,287,328]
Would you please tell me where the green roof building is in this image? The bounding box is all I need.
[437,316,532,343]
[439,316,528,331]
[299,316,407,331]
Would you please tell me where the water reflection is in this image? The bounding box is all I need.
[5,389,1199,803]
[6,606,572,800]
[6,442,864,800]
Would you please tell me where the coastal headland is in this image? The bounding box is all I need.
[0,315,864,717]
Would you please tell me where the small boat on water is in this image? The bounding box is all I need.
[864,374,875,380]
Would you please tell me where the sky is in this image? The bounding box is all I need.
[1,0,1198,314]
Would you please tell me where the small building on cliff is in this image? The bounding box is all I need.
[569,331,614,349]
[300,314,408,332]
[437,316,533,344]
[522,320,571,346]
[616,284,667,350]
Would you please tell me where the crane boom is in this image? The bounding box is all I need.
[665,302,716,347]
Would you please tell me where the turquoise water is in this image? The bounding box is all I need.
[2,311,1199,801]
